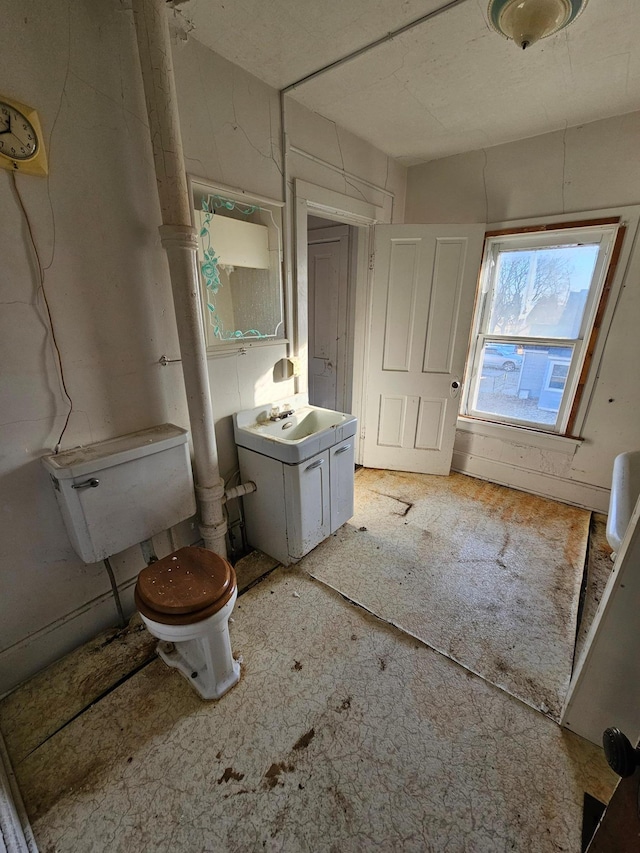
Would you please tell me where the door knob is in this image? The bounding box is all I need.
[603,728,640,777]
[451,381,461,390]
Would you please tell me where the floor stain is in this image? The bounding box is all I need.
[217,767,244,784]
[498,532,511,561]
[96,621,147,650]
[330,786,353,818]
[292,660,303,671]
[293,728,315,751]
[270,807,288,838]
[223,788,253,799]
[264,761,295,789]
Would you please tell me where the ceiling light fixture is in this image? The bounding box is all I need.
[488,0,588,50]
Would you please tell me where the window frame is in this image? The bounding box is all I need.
[461,218,625,437]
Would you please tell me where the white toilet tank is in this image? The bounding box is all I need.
[42,424,196,563]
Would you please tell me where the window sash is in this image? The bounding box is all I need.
[466,335,578,431]
[462,223,619,435]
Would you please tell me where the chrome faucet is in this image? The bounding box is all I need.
[269,405,294,421]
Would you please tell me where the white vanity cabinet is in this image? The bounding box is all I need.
[329,440,356,530]
[237,437,355,566]
[284,451,331,561]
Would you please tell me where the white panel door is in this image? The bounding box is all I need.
[363,224,485,474]
[308,228,349,411]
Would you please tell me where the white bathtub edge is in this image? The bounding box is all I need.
[606,450,640,552]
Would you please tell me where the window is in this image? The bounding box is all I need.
[190,179,285,350]
[461,221,623,435]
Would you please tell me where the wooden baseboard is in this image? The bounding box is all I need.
[0,578,138,700]
[452,451,610,513]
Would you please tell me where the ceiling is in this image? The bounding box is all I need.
[177,0,640,165]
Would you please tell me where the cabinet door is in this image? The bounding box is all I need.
[330,440,355,532]
[238,447,289,566]
[283,451,331,561]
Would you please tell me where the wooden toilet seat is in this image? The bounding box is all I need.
[135,546,237,626]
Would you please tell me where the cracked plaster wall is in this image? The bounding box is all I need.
[284,97,406,222]
[0,0,407,694]
[405,113,640,509]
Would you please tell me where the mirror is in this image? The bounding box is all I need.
[191,182,285,348]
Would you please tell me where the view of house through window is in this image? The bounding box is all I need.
[462,222,620,434]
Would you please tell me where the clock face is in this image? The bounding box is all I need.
[0,102,38,161]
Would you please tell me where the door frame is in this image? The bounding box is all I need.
[307,225,351,413]
[294,180,385,464]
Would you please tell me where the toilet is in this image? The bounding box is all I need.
[135,546,241,700]
[41,425,239,701]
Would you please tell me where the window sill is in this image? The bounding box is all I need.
[456,416,583,453]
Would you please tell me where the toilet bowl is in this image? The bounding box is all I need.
[135,546,241,700]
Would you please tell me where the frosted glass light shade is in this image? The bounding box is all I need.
[488,0,588,49]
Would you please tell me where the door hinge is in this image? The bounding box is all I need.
[368,252,375,271]
[360,425,366,441]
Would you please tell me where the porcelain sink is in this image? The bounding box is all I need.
[233,397,358,464]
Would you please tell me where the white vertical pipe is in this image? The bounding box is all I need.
[280,92,300,395]
[132,0,227,555]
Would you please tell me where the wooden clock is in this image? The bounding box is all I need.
[0,95,48,176]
